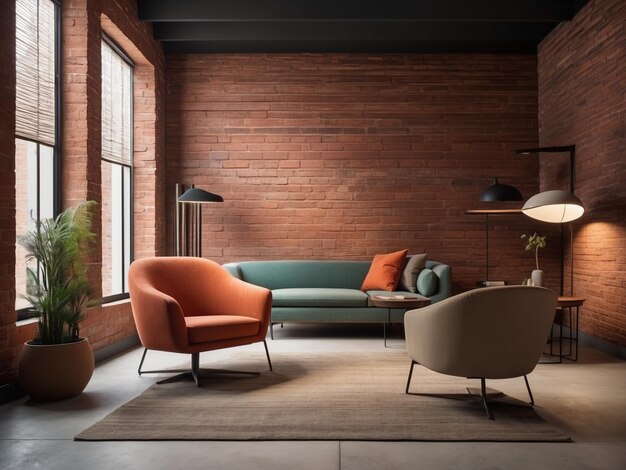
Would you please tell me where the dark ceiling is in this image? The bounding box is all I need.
[138,0,589,54]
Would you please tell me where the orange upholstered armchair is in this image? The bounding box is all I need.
[129,256,273,386]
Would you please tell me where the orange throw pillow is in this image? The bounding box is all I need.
[361,249,409,291]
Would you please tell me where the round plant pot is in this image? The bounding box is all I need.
[531,269,545,287]
[19,337,94,401]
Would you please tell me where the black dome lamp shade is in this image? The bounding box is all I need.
[178,187,224,203]
[480,177,523,202]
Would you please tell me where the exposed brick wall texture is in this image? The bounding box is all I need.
[0,0,166,385]
[166,53,562,293]
[538,0,626,347]
[0,0,17,385]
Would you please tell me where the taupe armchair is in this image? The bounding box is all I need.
[404,286,557,419]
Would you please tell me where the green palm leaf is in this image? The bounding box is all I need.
[18,201,97,344]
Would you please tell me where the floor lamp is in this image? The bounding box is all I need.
[516,146,585,295]
[175,184,224,257]
[474,177,523,284]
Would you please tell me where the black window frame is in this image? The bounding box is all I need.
[100,33,134,305]
[16,0,62,322]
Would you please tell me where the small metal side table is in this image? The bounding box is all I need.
[556,296,585,361]
[370,295,431,347]
[544,296,585,363]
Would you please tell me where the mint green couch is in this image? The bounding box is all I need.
[222,260,451,338]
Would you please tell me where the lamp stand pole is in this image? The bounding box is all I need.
[177,185,223,258]
[175,183,183,256]
[195,201,202,257]
[485,214,490,281]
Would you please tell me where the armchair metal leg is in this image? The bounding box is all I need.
[481,378,495,420]
[138,347,148,375]
[138,349,262,387]
[405,360,417,394]
[138,348,188,376]
[263,340,273,371]
[191,352,200,386]
[524,375,535,406]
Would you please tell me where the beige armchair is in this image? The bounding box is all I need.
[404,286,557,419]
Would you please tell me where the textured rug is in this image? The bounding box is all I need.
[76,350,569,441]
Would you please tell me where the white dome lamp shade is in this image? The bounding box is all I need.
[521,190,584,223]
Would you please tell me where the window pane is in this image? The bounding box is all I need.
[39,144,54,220]
[101,38,132,298]
[14,0,58,315]
[101,41,132,166]
[102,160,123,296]
[123,166,131,292]
[16,0,56,145]
[15,139,39,310]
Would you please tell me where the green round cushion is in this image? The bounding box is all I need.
[417,269,438,297]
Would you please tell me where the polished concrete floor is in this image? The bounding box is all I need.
[1,324,625,470]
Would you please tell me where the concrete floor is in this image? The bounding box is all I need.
[1,324,625,470]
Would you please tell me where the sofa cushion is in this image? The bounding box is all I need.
[185,315,260,344]
[272,288,369,307]
[361,249,408,291]
[233,261,371,290]
[398,254,427,293]
[417,268,439,297]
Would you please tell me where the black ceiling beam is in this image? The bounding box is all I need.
[162,40,540,55]
[154,21,556,43]
[139,0,579,23]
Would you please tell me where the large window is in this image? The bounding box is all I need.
[101,37,133,300]
[15,0,59,316]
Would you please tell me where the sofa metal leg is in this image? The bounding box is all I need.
[270,323,274,340]
[263,340,273,371]
[405,360,416,394]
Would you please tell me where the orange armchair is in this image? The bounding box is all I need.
[129,256,273,386]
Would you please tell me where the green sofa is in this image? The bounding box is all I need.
[222,259,451,338]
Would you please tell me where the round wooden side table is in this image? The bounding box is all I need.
[370,295,431,347]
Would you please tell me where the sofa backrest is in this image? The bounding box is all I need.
[223,259,452,302]
[224,260,371,290]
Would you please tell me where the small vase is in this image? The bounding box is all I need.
[531,270,544,287]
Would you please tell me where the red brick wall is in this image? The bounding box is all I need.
[0,0,17,385]
[538,0,626,347]
[58,0,167,354]
[166,53,562,292]
[0,0,166,385]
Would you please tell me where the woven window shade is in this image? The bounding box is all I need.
[16,0,56,145]
[101,41,132,166]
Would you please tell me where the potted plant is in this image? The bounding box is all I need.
[17,201,97,400]
[521,232,547,287]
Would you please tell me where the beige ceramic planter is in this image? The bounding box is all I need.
[19,337,94,400]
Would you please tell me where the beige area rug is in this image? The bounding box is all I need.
[76,350,569,441]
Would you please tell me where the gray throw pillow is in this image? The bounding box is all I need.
[417,268,438,297]
[398,254,427,293]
